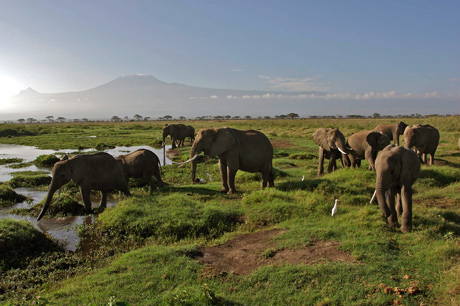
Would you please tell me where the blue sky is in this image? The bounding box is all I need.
[0,0,459,109]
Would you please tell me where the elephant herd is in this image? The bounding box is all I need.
[313,121,441,232]
[37,122,442,233]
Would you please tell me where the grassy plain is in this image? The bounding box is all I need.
[0,117,459,305]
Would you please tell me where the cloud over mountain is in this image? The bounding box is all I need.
[2,74,459,120]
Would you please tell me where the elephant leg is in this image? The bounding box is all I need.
[400,185,413,232]
[396,191,403,217]
[365,150,376,171]
[328,151,337,173]
[79,186,93,213]
[429,153,435,165]
[146,176,157,194]
[387,187,398,228]
[153,171,165,189]
[218,159,229,193]
[395,134,400,146]
[100,191,108,209]
[317,147,325,176]
[268,169,275,187]
[171,137,177,149]
[227,167,238,194]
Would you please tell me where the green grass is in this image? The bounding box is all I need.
[0,184,27,207]
[0,117,459,305]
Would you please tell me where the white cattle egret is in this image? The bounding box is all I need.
[331,199,338,217]
[302,175,305,181]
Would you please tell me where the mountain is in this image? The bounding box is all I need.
[3,74,459,120]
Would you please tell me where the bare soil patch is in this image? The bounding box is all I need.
[271,140,294,148]
[195,229,355,276]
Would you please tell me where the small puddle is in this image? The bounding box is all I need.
[0,144,173,251]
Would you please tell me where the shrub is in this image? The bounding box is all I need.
[34,154,59,167]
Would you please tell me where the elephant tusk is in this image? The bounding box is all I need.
[338,147,347,155]
[171,154,200,165]
[370,190,377,204]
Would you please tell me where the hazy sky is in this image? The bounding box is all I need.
[1,0,459,105]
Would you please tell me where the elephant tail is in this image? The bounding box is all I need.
[269,168,275,187]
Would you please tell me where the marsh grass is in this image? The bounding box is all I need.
[9,171,51,188]
[0,117,459,305]
[0,185,27,207]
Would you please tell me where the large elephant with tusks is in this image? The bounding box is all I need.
[187,127,274,194]
[37,152,130,221]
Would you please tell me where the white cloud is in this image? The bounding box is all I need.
[259,75,328,91]
[192,91,459,101]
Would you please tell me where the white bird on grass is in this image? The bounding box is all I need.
[331,199,338,217]
[302,175,305,181]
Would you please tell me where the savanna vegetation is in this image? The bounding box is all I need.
[0,116,459,305]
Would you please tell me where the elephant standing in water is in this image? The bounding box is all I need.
[37,152,131,221]
[187,127,274,194]
[375,145,420,232]
[312,128,351,176]
[115,149,165,194]
[346,131,391,171]
[162,124,189,149]
[404,124,440,165]
[374,121,408,146]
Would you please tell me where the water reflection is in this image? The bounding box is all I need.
[0,144,172,251]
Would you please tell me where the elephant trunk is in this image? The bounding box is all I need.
[37,182,60,221]
[190,143,201,182]
[375,180,391,218]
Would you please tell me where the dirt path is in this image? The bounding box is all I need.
[196,229,355,276]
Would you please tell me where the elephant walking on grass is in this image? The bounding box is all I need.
[312,128,351,176]
[374,121,408,146]
[375,145,420,232]
[404,124,440,165]
[188,127,274,194]
[37,152,131,221]
[115,149,165,194]
[346,131,391,171]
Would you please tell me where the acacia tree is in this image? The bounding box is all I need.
[287,113,299,119]
[164,115,172,120]
[17,118,25,124]
[46,116,54,123]
[56,117,66,122]
[134,114,143,121]
[111,116,121,122]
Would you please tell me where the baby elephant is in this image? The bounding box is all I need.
[115,149,165,193]
[404,124,440,165]
[375,145,420,232]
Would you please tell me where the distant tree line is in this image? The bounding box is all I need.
[9,112,456,124]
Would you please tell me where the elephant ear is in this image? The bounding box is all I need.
[400,148,420,186]
[69,159,89,185]
[312,128,331,150]
[209,128,236,156]
[366,132,379,149]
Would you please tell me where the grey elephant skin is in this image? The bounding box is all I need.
[312,128,351,176]
[404,124,440,165]
[185,125,195,145]
[115,149,165,194]
[190,127,274,194]
[375,145,420,232]
[346,131,391,171]
[374,121,408,146]
[37,152,131,221]
[162,124,193,149]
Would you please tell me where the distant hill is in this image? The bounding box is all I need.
[2,74,459,121]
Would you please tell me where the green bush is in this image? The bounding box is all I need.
[34,154,59,167]
[0,219,62,271]
[0,185,27,208]
[9,172,51,188]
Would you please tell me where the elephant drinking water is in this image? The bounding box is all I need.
[37,152,131,221]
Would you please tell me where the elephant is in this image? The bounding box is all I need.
[188,127,274,194]
[404,124,440,165]
[346,131,391,171]
[162,124,189,149]
[115,149,165,194]
[185,125,195,144]
[375,145,420,232]
[374,121,408,146]
[312,128,352,176]
[37,152,131,221]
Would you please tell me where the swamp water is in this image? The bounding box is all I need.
[0,144,172,251]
